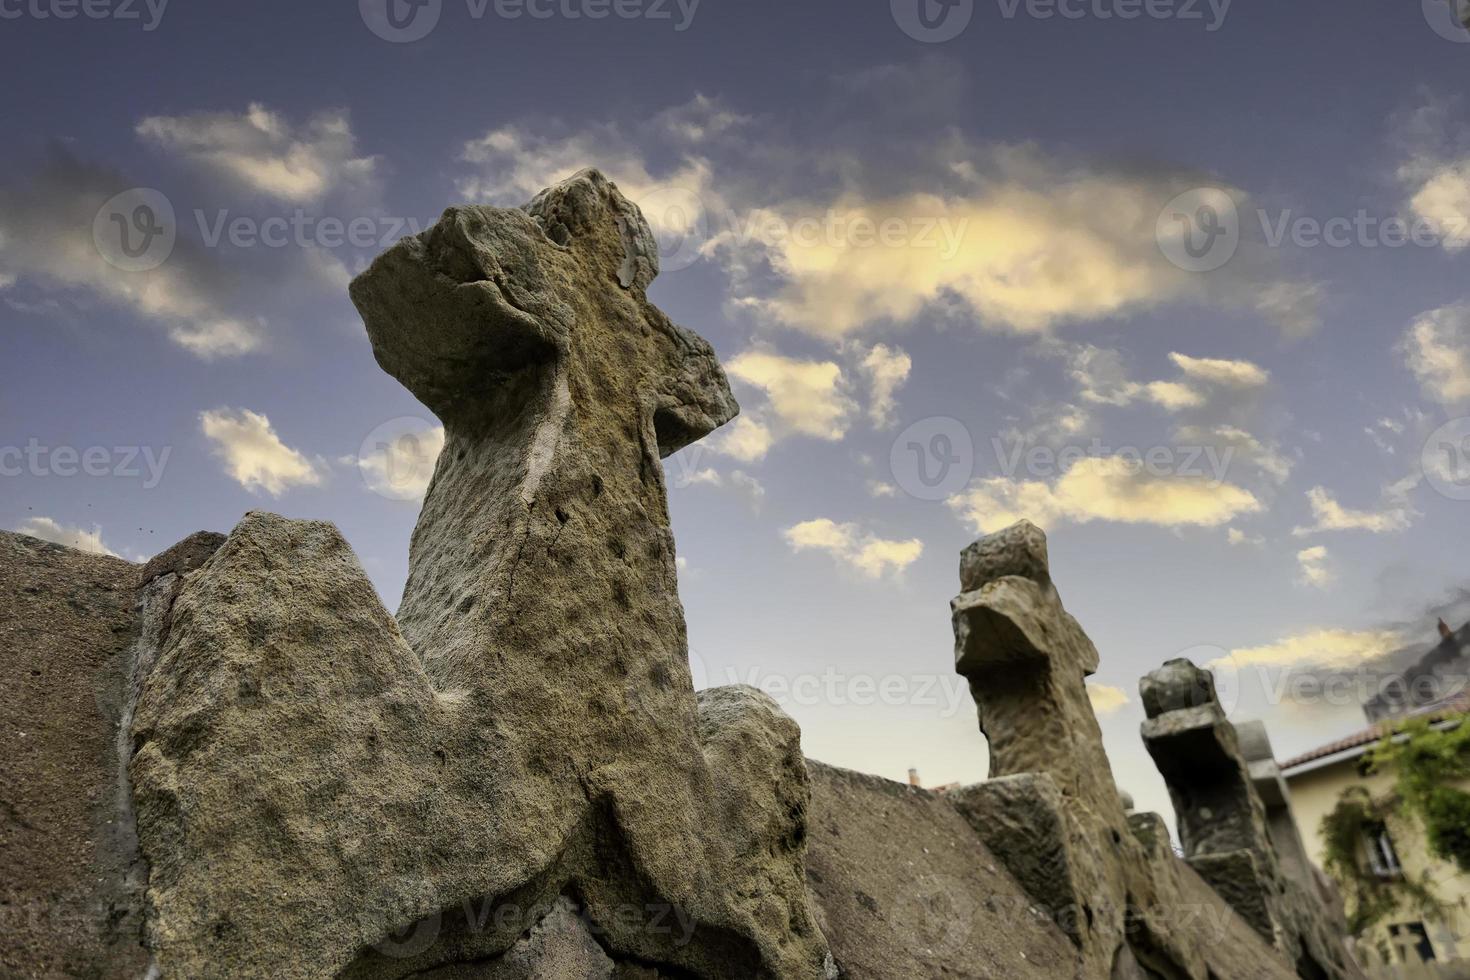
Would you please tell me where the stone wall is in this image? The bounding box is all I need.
[0,170,1362,980]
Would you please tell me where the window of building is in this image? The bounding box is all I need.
[1362,821,1403,879]
[1388,922,1437,963]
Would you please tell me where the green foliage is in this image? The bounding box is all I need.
[1369,717,1470,873]
[1317,715,1470,935]
[1318,787,1436,933]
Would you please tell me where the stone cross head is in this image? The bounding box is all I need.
[350,167,737,454]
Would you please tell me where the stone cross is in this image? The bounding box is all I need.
[1139,659,1357,976]
[950,520,1121,817]
[947,521,1154,978]
[126,171,832,979]
[1140,660,1275,861]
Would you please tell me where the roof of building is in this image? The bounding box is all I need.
[1280,692,1470,773]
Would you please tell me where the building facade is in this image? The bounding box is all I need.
[1282,620,1470,976]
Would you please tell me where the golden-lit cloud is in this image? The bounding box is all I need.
[1087,683,1131,716]
[200,407,323,497]
[1296,545,1333,589]
[137,104,379,204]
[1210,627,1404,671]
[1400,303,1470,406]
[948,456,1261,533]
[782,518,923,579]
[15,517,120,558]
[1168,352,1269,389]
[1293,485,1414,536]
[859,343,912,428]
[725,350,855,439]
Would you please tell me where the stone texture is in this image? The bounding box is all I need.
[1236,720,1317,892]
[803,762,1078,980]
[0,531,149,979]
[950,520,1178,978]
[1141,659,1361,979]
[126,170,830,979]
[4,171,1366,980]
[949,521,1355,980]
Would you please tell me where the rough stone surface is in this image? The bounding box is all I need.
[0,531,149,979]
[951,520,1174,978]
[1236,720,1317,893]
[803,762,1078,980]
[1141,658,1361,979]
[951,521,1356,980]
[126,170,828,979]
[4,171,1366,980]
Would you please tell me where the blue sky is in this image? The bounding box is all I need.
[4,0,1470,823]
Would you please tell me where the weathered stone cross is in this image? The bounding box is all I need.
[947,521,1184,979]
[127,171,831,979]
[950,520,1119,814]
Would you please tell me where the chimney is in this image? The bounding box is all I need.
[1440,618,1454,641]
[907,768,921,787]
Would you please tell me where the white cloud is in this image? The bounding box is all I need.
[1296,546,1333,589]
[725,350,855,439]
[712,414,774,463]
[201,408,323,496]
[782,518,923,580]
[868,479,900,498]
[0,149,266,358]
[137,104,379,204]
[1293,485,1413,536]
[1174,424,1294,485]
[714,349,858,462]
[16,517,120,558]
[728,469,767,508]
[1227,527,1264,547]
[1087,683,1131,716]
[1211,627,1404,671]
[462,92,1317,340]
[1396,93,1470,253]
[1167,352,1269,389]
[357,425,445,500]
[948,456,1261,533]
[1056,345,1270,417]
[1408,166,1470,252]
[454,106,723,247]
[858,343,912,428]
[1399,303,1470,406]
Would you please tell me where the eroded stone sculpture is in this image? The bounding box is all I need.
[1141,658,1357,978]
[948,522,1364,980]
[2,170,1367,980]
[948,521,1197,979]
[126,170,833,978]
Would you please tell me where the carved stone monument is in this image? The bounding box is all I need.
[126,170,834,978]
[1141,659,1357,978]
[1,171,1365,980]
